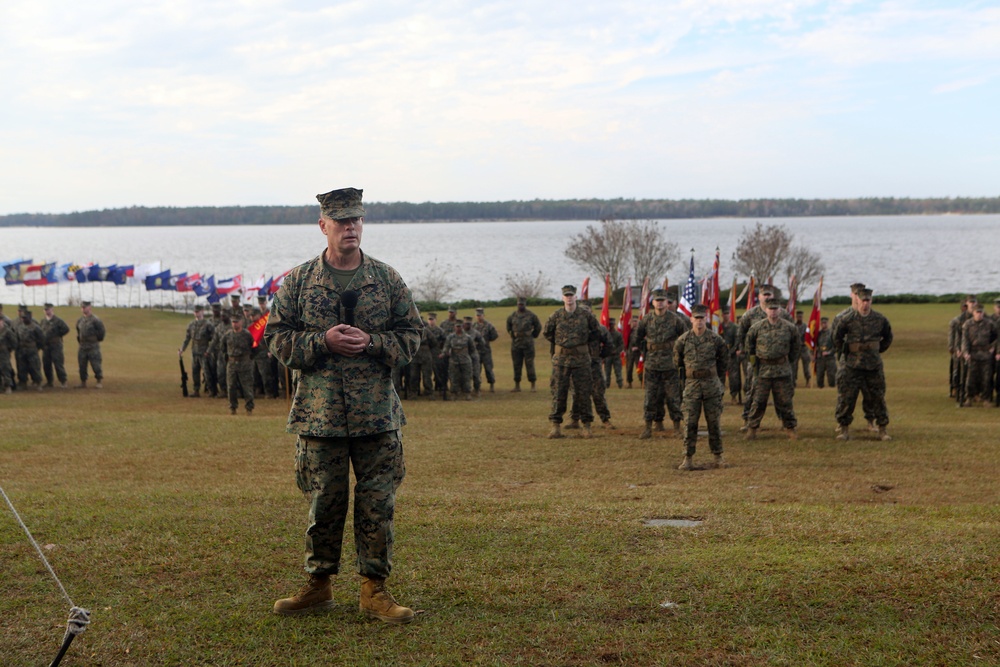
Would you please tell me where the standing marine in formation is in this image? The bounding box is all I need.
[442,321,476,401]
[833,288,893,441]
[543,284,599,439]
[813,316,836,388]
[14,310,45,391]
[744,297,801,440]
[473,307,499,392]
[960,303,997,406]
[75,300,106,389]
[179,304,215,398]
[602,316,624,390]
[674,304,729,470]
[224,316,256,415]
[507,297,542,392]
[40,303,70,389]
[633,288,687,439]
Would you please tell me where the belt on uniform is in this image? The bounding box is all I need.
[848,342,878,352]
[690,369,714,379]
[759,357,787,365]
[555,344,588,356]
[229,355,250,362]
[646,341,674,352]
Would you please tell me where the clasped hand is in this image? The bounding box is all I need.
[325,323,371,356]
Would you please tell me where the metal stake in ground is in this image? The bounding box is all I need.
[0,484,91,667]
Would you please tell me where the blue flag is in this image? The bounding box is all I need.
[144,269,170,290]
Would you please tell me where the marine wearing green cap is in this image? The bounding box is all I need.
[317,187,365,220]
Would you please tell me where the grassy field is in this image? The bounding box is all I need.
[1,303,997,666]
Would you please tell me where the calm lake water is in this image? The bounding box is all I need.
[2,215,999,307]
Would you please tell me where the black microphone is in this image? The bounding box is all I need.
[341,290,359,326]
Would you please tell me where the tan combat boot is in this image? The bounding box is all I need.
[672,420,682,437]
[360,577,414,624]
[75,380,87,389]
[548,423,564,439]
[489,382,494,393]
[745,427,757,441]
[564,418,580,430]
[738,420,749,433]
[530,381,536,392]
[95,381,103,389]
[836,425,850,441]
[580,422,593,438]
[653,421,666,432]
[785,427,798,440]
[639,422,652,440]
[877,426,891,441]
[511,381,521,393]
[273,574,335,616]
[867,419,877,432]
[712,453,729,469]
[677,455,693,471]
[602,419,617,430]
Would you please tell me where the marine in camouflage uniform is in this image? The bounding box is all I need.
[737,286,790,426]
[633,288,688,438]
[408,317,437,398]
[0,317,16,393]
[462,317,485,395]
[744,297,800,438]
[624,314,640,388]
[40,303,70,388]
[224,318,256,414]
[948,298,974,397]
[719,310,741,402]
[602,317,624,389]
[75,301,106,388]
[202,303,224,397]
[543,285,598,438]
[425,313,448,392]
[569,315,614,428]
[15,312,45,390]
[831,283,879,428]
[209,309,231,398]
[814,317,837,388]
[266,187,420,623]
[960,304,997,406]
[793,311,812,387]
[674,304,729,469]
[442,322,475,400]
[179,305,214,397]
[473,308,499,391]
[833,288,893,440]
[507,297,542,391]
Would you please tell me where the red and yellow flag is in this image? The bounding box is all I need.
[248,310,270,348]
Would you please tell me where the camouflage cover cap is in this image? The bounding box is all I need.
[43,302,54,308]
[764,297,781,309]
[194,305,204,311]
[475,307,484,314]
[858,288,873,300]
[850,283,866,294]
[651,288,667,300]
[973,303,985,311]
[561,285,577,295]
[81,301,92,307]
[317,187,365,220]
[463,316,473,321]
[211,303,222,310]
[257,294,267,301]
[821,316,829,322]
[994,298,1000,305]
[759,285,775,296]
[966,294,979,303]
[427,312,437,319]
[691,304,708,317]
[516,297,527,304]
[448,306,457,313]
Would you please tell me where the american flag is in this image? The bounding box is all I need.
[678,254,698,317]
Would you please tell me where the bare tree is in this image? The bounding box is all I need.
[565,218,681,291]
[411,259,457,303]
[783,245,825,295]
[503,270,549,300]
[564,219,631,291]
[731,222,793,284]
[627,220,681,287]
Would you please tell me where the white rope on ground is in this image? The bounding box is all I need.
[0,484,91,634]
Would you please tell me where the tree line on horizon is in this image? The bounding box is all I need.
[2,196,999,227]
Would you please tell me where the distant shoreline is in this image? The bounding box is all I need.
[2,196,999,227]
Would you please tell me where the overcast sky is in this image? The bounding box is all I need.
[2,1,998,215]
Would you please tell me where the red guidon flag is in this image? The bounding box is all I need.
[248,310,270,348]
[803,277,823,351]
[600,274,611,328]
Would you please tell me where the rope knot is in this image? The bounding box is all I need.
[67,607,91,636]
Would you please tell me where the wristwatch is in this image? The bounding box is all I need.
[367,337,376,354]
